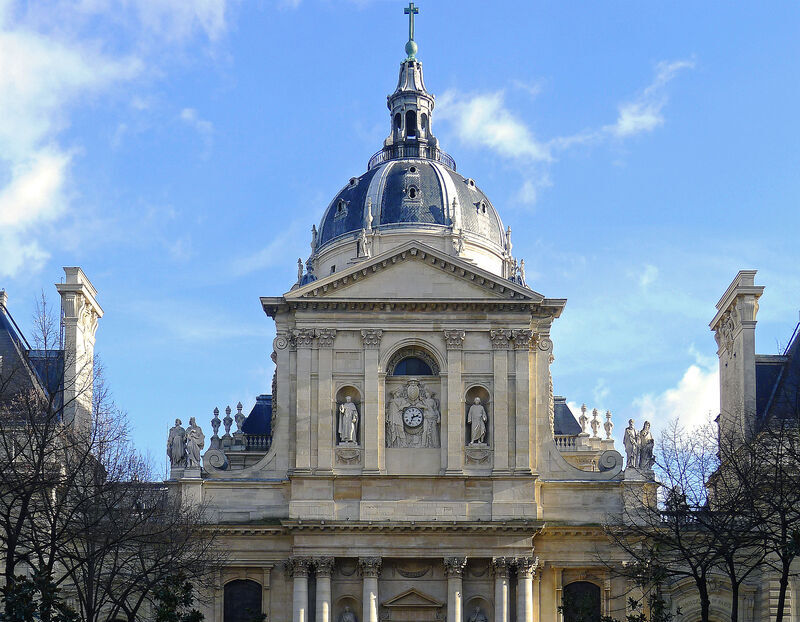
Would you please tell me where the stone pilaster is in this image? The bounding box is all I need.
[56,267,103,436]
[361,330,383,473]
[490,329,512,472]
[444,557,466,622]
[516,557,537,622]
[295,328,315,472]
[492,557,511,622]
[512,329,533,474]
[289,557,312,622]
[359,557,382,622]
[316,329,336,471]
[444,330,465,473]
[314,557,335,622]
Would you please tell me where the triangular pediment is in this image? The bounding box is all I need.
[286,241,543,302]
[382,588,444,609]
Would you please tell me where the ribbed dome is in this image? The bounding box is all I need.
[316,159,504,251]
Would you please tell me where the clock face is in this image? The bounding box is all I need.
[403,407,424,428]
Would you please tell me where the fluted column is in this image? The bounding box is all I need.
[515,557,537,622]
[361,330,383,473]
[359,557,382,622]
[444,330,465,473]
[295,329,315,472]
[289,557,311,622]
[444,557,466,622]
[315,557,334,622]
[492,557,510,622]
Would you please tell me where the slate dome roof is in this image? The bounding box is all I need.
[316,158,505,251]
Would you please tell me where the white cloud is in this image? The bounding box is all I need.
[180,107,214,155]
[0,15,141,278]
[638,264,659,288]
[633,349,719,438]
[606,60,694,138]
[437,90,552,163]
[437,59,693,207]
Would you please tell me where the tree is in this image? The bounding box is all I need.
[0,296,220,621]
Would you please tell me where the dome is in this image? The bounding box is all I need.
[316,159,504,251]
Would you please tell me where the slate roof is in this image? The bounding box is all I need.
[553,396,581,435]
[316,159,504,250]
[0,304,61,400]
[756,322,800,420]
[242,394,272,437]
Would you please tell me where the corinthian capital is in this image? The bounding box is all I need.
[489,329,512,350]
[443,556,467,578]
[294,328,316,348]
[515,556,539,577]
[443,330,466,350]
[317,328,337,348]
[358,557,382,577]
[360,329,383,349]
[314,556,335,577]
[287,556,311,577]
[512,329,534,350]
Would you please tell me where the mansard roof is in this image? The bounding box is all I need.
[756,321,800,421]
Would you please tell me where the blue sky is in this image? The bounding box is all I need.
[2,1,799,464]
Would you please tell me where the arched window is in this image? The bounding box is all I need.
[387,346,440,376]
[420,113,428,132]
[393,357,432,376]
[562,581,601,622]
[405,110,417,138]
[394,113,402,130]
[224,579,262,622]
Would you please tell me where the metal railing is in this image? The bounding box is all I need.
[367,143,456,171]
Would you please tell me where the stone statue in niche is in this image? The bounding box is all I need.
[167,418,186,467]
[468,607,488,622]
[623,419,638,468]
[338,396,359,445]
[386,379,440,448]
[338,606,357,622]
[185,417,205,468]
[467,397,488,445]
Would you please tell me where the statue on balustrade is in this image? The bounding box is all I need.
[167,418,186,467]
[467,397,488,445]
[338,396,359,444]
[638,421,655,471]
[623,419,638,468]
[186,417,205,468]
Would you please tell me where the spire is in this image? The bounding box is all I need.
[384,3,437,150]
[404,2,419,61]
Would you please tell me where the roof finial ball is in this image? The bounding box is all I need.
[404,2,419,60]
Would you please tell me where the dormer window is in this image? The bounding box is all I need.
[407,185,420,200]
[481,201,487,214]
[334,199,348,220]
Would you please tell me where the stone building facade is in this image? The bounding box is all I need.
[167,22,647,622]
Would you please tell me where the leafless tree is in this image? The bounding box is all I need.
[0,296,220,621]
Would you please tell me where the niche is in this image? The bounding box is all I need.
[465,385,491,446]
[336,386,362,445]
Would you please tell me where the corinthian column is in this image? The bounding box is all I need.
[315,557,334,622]
[515,557,537,622]
[444,557,467,622]
[492,557,510,622]
[289,557,311,622]
[359,557,382,622]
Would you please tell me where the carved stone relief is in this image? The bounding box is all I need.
[386,379,440,448]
